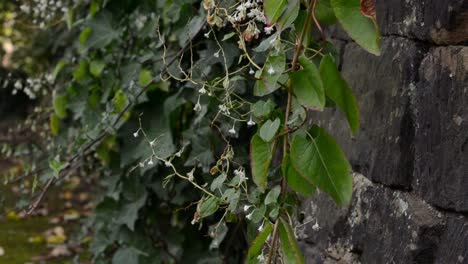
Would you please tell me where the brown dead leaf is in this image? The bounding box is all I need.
[360,0,376,20]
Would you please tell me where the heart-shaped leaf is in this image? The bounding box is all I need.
[259,118,281,142]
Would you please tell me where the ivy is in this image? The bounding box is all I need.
[5,0,381,262]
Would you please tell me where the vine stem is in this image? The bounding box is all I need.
[266,1,317,263]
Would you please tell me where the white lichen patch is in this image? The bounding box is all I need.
[394,193,409,217]
[348,174,372,227]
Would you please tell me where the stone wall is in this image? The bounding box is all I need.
[301,1,468,263]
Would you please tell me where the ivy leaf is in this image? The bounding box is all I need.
[50,114,60,136]
[254,52,286,97]
[138,69,153,87]
[331,0,380,55]
[264,185,281,205]
[90,60,105,78]
[282,154,316,196]
[198,196,220,218]
[112,247,142,264]
[278,218,305,264]
[252,99,276,118]
[246,221,273,264]
[72,59,89,82]
[319,55,359,135]
[264,0,287,24]
[290,56,325,110]
[118,191,148,231]
[53,95,67,119]
[49,158,69,178]
[83,12,119,50]
[250,134,276,192]
[290,126,352,205]
[113,90,128,113]
[211,173,227,191]
[259,118,280,142]
[251,205,267,223]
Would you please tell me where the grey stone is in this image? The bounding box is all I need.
[312,37,423,188]
[300,174,446,264]
[376,0,468,44]
[413,46,468,212]
[435,216,468,263]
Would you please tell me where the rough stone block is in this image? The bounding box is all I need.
[314,37,422,188]
[435,216,468,263]
[376,0,467,44]
[299,174,447,263]
[414,46,468,212]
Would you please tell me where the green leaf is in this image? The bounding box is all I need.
[315,0,337,25]
[278,218,305,264]
[211,173,227,191]
[222,32,236,41]
[290,126,352,205]
[199,196,219,218]
[277,0,300,30]
[259,118,280,142]
[52,60,67,81]
[138,69,153,87]
[246,221,273,263]
[264,185,281,205]
[251,205,267,223]
[113,90,128,113]
[53,95,67,119]
[290,56,325,110]
[90,60,105,78]
[294,11,311,47]
[331,0,380,55]
[72,59,89,82]
[83,12,119,50]
[252,99,276,118]
[254,52,286,97]
[264,0,287,24]
[65,8,74,30]
[282,154,316,196]
[112,247,142,264]
[250,134,276,192]
[50,114,60,136]
[49,158,69,178]
[118,191,148,231]
[319,55,359,134]
[79,27,92,45]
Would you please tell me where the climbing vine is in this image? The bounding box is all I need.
[3,0,380,262]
